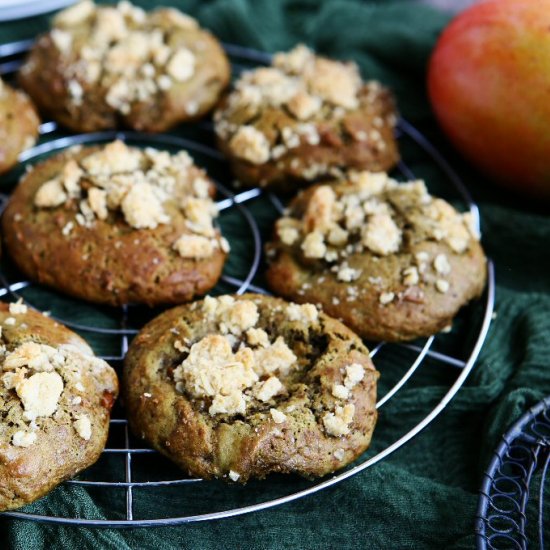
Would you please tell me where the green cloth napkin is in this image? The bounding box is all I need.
[1,1,550,548]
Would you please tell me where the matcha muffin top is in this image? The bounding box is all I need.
[124,293,379,481]
[266,172,487,341]
[0,301,118,512]
[2,140,229,306]
[19,0,230,132]
[0,77,40,175]
[214,44,399,191]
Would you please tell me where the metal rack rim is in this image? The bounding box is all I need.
[0,39,495,528]
[476,395,550,549]
[2,261,496,527]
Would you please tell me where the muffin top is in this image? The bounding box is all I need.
[30,140,228,260]
[45,1,214,114]
[0,301,117,451]
[0,77,38,150]
[147,293,376,439]
[0,76,40,175]
[3,140,229,306]
[174,295,370,435]
[271,171,480,302]
[20,0,230,132]
[215,44,397,167]
[124,294,379,480]
[265,171,487,341]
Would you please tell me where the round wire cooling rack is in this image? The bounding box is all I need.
[476,397,550,550]
[0,39,495,528]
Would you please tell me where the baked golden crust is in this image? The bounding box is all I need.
[19,1,230,133]
[0,302,118,512]
[0,78,39,175]
[265,173,487,342]
[123,294,379,481]
[214,45,399,191]
[1,141,228,306]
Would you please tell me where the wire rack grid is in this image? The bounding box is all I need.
[0,39,494,527]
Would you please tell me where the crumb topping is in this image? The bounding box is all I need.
[9,300,28,315]
[173,234,216,258]
[174,334,259,412]
[32,141,228,260]
[362,213,401,255]
[228,126,270,165]
[301,231,327,259]
[344,363,365,388]
[270,408,287,424]
[274,172,477,297]
[435,279,450,294]
[434,253,451,275]
[202,295,259,336]
[402,266,419,286]
[322,404,355,437]
[252,337,297,376]
[16,371,64,418]
[74,414,92,440]
[50,1,206,114]
[228,469,240,481]
[215,44,395,164]
[54,0,95,27]
[173,332,294,416]
[329,362,365,405]
[12,430,37,448]
[331,384,349,400]
[174,296,323,417]
[256,376,285,402]
[286,91,322,120]
[335,263,362,282]
[246,328,269,348]
[34,179,67,208]
[165,48,195,82]
[120,181,170,229]
[286,303,319,324]
[379,291,395,305]
[173,295,368,439]
[278,225,300,246]
[334,448,345,460]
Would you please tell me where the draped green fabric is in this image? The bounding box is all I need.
[1,1,549,548]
